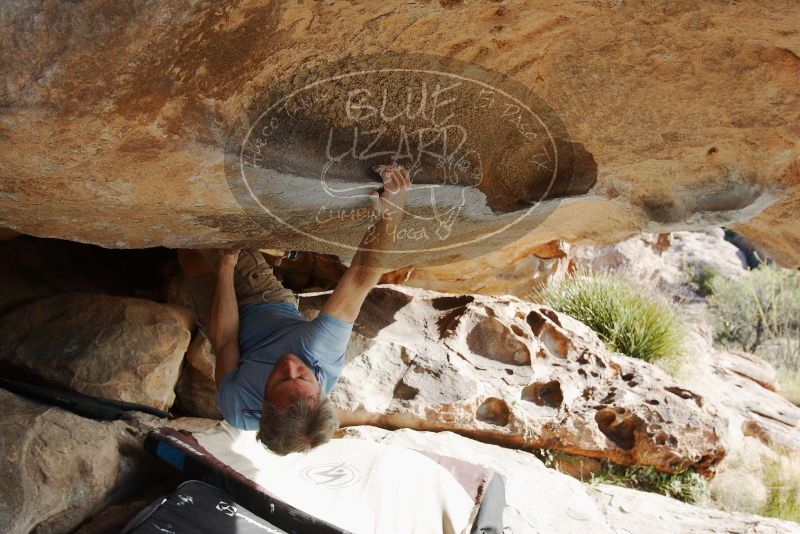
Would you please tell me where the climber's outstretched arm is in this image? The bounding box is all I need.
[322,163,410,323]
[209,249,242,386]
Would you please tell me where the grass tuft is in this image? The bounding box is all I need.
[535,448,708,504]
[590,463,708,504]
[687,264,721,298]
[762,452,800,522]
[538,271,686,363]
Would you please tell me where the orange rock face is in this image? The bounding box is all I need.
[0,1,798,266]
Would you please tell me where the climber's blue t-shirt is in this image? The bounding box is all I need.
[216,302,353,431]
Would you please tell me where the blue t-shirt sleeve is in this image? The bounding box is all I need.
[301,311,353,395]
[302,311,353,366]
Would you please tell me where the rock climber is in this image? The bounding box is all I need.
[206,162,411,454]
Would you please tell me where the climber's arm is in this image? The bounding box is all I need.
[208,250,242,387]
[322,164,410,323]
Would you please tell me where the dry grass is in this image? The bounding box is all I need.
[762,451,800,522]
[710,444,800,523]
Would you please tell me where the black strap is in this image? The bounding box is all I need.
[0,376,170,420]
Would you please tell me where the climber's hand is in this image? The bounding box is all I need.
[217,249,240,272]
[370,162,411,216]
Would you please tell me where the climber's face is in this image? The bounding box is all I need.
[265,353,321,408]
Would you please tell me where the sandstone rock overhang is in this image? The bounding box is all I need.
[0,1,798,266]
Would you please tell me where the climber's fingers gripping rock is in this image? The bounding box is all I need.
[370,163,411,216]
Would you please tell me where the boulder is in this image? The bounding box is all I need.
[174,333,223,419]
[677,330,800,453]
[663,324,800,515]
[592,483,800,534]
[300,285,726,473]
[571,229,750,294]
[714,348,779,392]
[0,389,163,534]
[1,1,799,266]
[341,426,800,534]
[0,293,193,410]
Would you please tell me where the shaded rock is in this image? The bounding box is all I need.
[0,293,193,410]
[73,476,181,534]
[0,389,164,534]
[174,333,223,419]
[1,2,799,266]
[0,235,177,316]
[267,251,348,292]
[265,251,412,293]
[551,454,604,482]
[0,228,20,241]
[300,285,726,473]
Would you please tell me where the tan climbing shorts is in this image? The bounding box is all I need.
[170,249,297,334]
[203,249,297,307]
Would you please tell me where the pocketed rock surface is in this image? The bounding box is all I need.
[300,285,727,474]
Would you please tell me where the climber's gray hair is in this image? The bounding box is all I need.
[256,395,339,455]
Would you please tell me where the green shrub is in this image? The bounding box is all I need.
[539,271,686,363]
[707,265,800,404]
[687,265,721,298]
[590,463,708,504]
[535,448,708,504]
